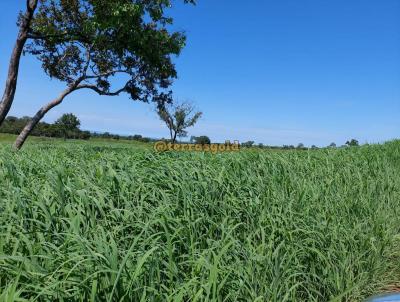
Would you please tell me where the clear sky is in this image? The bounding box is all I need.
[1,0,399,146]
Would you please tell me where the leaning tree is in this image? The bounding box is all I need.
[1,0,195,129]
[13,0,195,149]
[0,0,39,126]
[14,0,194,149]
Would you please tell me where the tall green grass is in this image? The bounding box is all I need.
[0,141,399,301]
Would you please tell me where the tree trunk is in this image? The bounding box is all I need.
[172,131,177,144]
[0,0,38,126]
[13,86,75,150]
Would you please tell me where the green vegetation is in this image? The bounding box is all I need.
[192,136,212,145]
[0,116,91,140]
[0,115,158,143]
[0,140,399,301]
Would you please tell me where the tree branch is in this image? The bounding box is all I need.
[76,84,128,96]
[27,0,38,13]
[81,43,94,77]
[85,69,128,79]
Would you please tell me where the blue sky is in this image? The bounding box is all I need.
[1,0,399,146]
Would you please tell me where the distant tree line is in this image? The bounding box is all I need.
[242,140,360,150]
[0,115,91,140]
[0,114,157,142]
[0,114,362,150]
[91,133,157,142]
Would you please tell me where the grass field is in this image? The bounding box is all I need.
[0,138,399,301]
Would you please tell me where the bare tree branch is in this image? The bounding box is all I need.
[76,84,128,96]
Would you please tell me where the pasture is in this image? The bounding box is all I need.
[0,139,399,301]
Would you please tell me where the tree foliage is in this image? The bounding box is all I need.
[26,0,194,100]
[192,135,211,145]
[241,141,255,148]
[55,113,81,139]
[55,113,80,130]
[346,139,359,147]
[297,143,305,150]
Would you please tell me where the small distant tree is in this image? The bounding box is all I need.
[346,139,359,147]
[194,136,211,145]
[132,134,143,141]
[157,101,202,144]
[328,142,337,148]
[311,145,318,150]
[258,143,264,148]
[55,113,80,129]
[283,145,295,150]
[55,113,81,140]
[297,143,305,150]
[78,130,91,140]
[242,141,255,148]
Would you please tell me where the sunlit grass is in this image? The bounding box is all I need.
[0,141,399,301]
[0,133,151,149]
